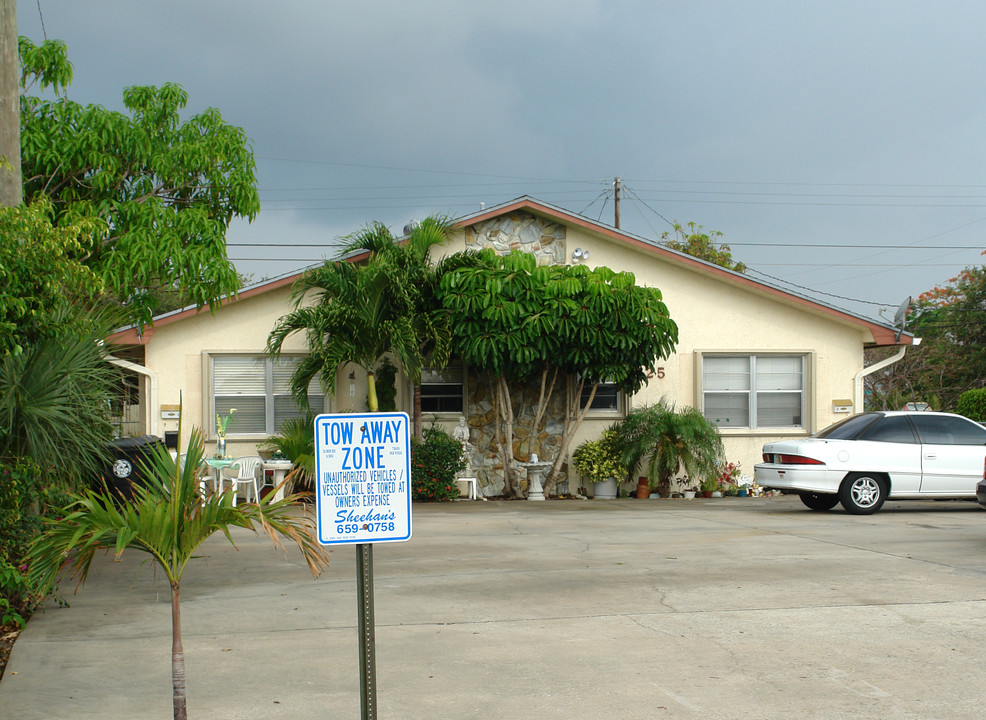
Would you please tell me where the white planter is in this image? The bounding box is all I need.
[683,490,696,499]
[593,477,618,500]
[711,491,723,498]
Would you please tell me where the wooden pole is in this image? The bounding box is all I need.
[0,0,22,207]
[613,176,621,229]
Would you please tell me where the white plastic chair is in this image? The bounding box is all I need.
[224,456,263,506]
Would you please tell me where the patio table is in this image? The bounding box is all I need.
[202,457,235,496]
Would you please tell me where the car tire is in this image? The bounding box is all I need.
[838,473,887,515]
[799,492,840,511]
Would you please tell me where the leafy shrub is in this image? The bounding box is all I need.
[0,458,49,627]
[572,429,624,483]
[261,415,316,492]
[608,401,724,496]
[956,388,986,422]
[411,426,465,502]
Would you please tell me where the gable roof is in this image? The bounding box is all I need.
[109,196,911,348]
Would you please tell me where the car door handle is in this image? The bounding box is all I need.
[924,453,937,460]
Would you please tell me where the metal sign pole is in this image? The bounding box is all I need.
[357,543,376,720]
[314,412,412,719]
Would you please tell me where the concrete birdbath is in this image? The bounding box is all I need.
[520,454,554,501]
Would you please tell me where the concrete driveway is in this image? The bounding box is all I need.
[3,495,986,719]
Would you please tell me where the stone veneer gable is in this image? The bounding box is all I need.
[464,211,567,266]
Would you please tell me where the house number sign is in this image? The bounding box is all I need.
[313,412,412,545]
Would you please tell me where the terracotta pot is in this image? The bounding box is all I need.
[636,483,651,499]
[703,491,713,498]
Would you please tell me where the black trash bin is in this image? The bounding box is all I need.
[100,435,168,500]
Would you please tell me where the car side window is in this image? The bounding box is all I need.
[858,416,917,444]
[911,415,986,445]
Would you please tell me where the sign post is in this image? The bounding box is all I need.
[314,412,412,720]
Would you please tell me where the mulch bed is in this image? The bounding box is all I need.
[0,622,22,681]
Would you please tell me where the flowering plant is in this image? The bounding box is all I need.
[716,461,741,492]
[216,408,237,437]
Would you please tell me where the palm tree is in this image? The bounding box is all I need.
[268,215,453,423]
[260,414,316,492]
[0,308,120,488]
[341,217,454,436]
[611,401,725,497]
[26,428,328,720]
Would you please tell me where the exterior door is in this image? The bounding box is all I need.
[910,415,986,494]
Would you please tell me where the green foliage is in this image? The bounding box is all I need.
[440,249,677,394]
[0,459,41,627]
[572,429,624,483]
[609,401,725,496]
[870,264,986,411]
[19,37,260,328]
[0,312,120,488]
[374,358,398,412]
[956,388,986,422]
[661,221,746,273]
[260,415,316,492]
[0,200,105,356]
[269,215,454,411]
[26,428,328,719]
[410,426,465,502]
[438,248,679,494]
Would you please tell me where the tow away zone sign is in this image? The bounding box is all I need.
[314,412,412,545]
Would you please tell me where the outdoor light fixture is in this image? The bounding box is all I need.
[571,248,590,263]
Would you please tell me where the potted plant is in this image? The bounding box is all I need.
[700,476,718,498]
[716,461,741,497]
[608,401,724,499]
[572,429,624,500]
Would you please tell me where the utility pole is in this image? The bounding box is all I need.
[613,176,621,229]
[0,0,22,207]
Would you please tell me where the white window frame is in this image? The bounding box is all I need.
[699,352,810,431]
[207,353,324,438]
[579,379,624,416]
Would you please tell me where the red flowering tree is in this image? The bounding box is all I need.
[866,259,986,411]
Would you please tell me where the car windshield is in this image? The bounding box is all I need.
[812,413,881,439]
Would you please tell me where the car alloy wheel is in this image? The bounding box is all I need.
[839,473,887,515]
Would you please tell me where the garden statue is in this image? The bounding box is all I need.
[452,416,472,450]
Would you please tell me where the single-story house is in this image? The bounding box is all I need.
[108,196,913,496]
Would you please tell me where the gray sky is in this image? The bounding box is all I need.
[16,1,986,322]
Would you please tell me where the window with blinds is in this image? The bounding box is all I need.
[702,354,805,429]
[420,364,464,413]
[212,355,324,435]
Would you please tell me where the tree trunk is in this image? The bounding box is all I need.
[413,384,422,440]
[0,0,22,207]
[171,583,187,720]
[546,377,597,492]
[490,375,519,497]
[367,371,378,412]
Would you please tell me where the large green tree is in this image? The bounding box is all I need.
[18,37,260,327]
[0,199,105,355]
[338,216,455,436]
[866,263,986,411]
[268,217,452,415]
[438,249,678,496]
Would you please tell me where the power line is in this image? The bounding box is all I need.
[745,268,890,306]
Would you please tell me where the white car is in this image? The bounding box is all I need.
[755,411,986,514]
